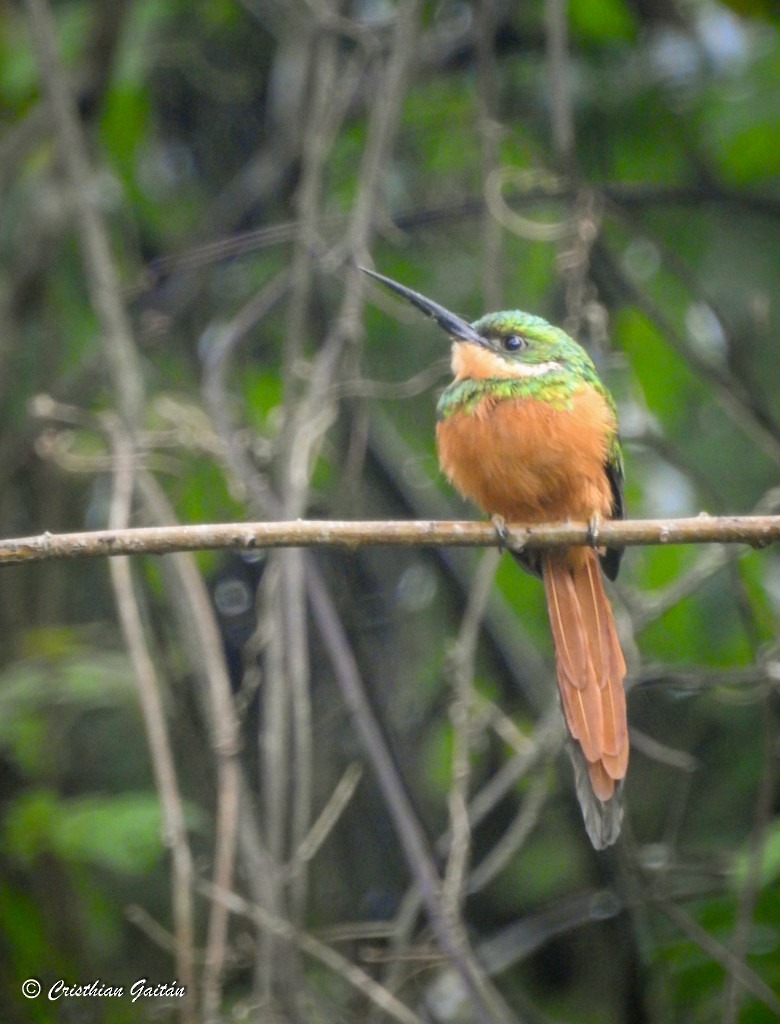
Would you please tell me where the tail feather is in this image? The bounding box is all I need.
[578,551,628,775]
[542,549,628,844]
[543,563,602,764]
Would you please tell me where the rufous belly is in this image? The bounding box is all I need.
[436,387,615,523]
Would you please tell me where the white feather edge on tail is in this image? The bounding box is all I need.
[569,743,624,850]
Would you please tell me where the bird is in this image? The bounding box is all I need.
[362,266,628,849]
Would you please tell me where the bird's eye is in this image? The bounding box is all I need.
[503,334,525,352]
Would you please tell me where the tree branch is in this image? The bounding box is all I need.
[105,425,197,1024]
[0,514,778,566]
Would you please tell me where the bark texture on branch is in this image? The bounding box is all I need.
[0,514,778,566]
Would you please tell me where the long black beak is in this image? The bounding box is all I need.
[360,267,486,346]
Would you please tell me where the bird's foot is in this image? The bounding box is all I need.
[587,513,602,549]
[491,514,510,551]
[492,514,527,558]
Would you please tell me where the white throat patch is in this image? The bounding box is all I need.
[508,359,562,378]
[451,343,563,382]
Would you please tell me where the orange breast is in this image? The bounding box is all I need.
[436,386,615,522]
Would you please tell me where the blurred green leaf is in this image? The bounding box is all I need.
[733,819,780,890]
[569,0,637,41]
[3,789,203,875]
[0,651,138,778]
[615,307,706,433]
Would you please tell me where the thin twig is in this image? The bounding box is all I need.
[626,545,731,632]
[23,8,201,1016]
[274,0,423,955]
[629,729,699,774]
[136,475,242,1024]
[544,0,574,169]
[658,900,780,1016]
[281,546,312,932]
[105,425,197,1023]
[286,763,364,881]
[199,882,427,1024]
[475,0,503,312]
[463,706,564,839]
[201,269,290,511]
[256,558,289,997]
[721,696,777,1024]
[307,561,519,1024]
[634,662,773,692]
[467,777,550,897]
[126,905,192,960]
[595,237,780,466]
[274,19,347,975]
[372,704,563,1020]
[443,550,500,920]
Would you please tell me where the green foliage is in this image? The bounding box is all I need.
[569,0,637,43]
[327,121,367,213]
[401,78,480,188]
[100,84,151,196]
[639,585,752,665]
[421,715,453,798]
[4,790,167,875]
[653,890,780,1024]
[0,651,137,777]
[240,365,283,430]
[614,308,705,433]
[700,37,780,184]
[633,541,697,590]
[733,819,780,890]
[490,814,588,908]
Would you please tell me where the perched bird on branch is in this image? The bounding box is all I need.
[363,267,628,849]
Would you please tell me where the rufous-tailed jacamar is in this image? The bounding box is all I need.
[363,267,628,849]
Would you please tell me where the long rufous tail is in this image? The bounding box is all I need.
[542,548,628,848]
